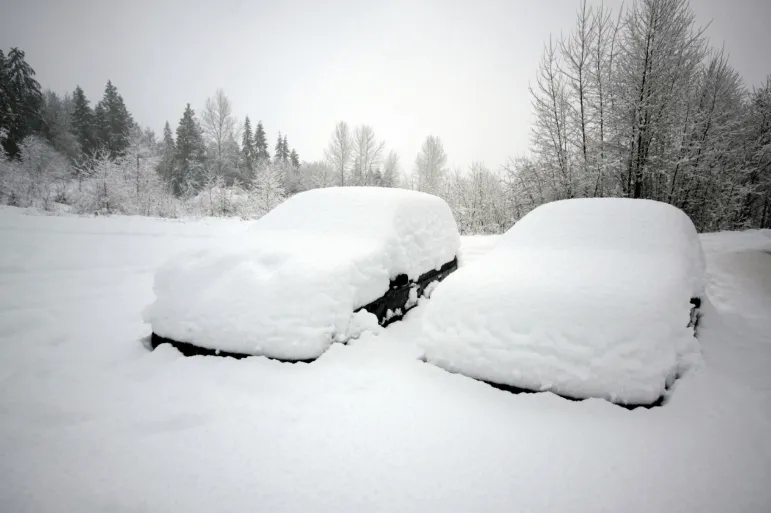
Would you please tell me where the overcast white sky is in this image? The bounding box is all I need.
[2,0,769,171]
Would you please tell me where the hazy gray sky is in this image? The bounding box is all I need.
[2,0,769,170]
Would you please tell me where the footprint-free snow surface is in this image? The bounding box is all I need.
[1,206,770,513]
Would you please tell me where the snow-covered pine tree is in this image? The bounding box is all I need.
[174,103,206,195]
[241,116,254,178]
[0,50,7,147]
[71,86,96,159]
[274,132,284,164]
[254,120,269,163]
[0,48,43,158]
[96,80,134,158]
[158,121,175,185]
[39,90,79,161]
[281,135,290,162]
[93,103,107,153]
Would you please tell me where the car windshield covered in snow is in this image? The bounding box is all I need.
[419,198,706,407]
[144,187,460,361]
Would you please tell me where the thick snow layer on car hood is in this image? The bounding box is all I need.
[419,198,705,405]
[144,187,459,360]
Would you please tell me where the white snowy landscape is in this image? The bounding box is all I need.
[1,0,770,509]
[1,205,770,513]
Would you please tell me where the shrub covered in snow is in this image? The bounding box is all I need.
[0,136,70,211]
[144,187,460,361]
[419,198,706,406]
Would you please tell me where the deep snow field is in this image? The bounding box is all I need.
[1,206,770,513]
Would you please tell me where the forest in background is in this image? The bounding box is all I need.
[1,0,769,232]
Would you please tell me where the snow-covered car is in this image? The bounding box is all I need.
[144,187,460,362]
[419,198,705,407]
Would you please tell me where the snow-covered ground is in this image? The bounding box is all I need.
[1,206,770,513]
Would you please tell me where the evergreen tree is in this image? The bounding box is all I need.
[0,50,8,146]
[241,116,254,176]
[282,135,290,162]
[96,80,133,158]
[93,102,108,154]
[71,85,96,158]
[0,48,43,158]
[254,120,269,162]
[290,148,300,168]
[174,103,205,195]
[274,132,284,164]
[158,121,175,184]
[39,90,79,161]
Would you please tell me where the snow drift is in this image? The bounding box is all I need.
[419,198,706,406]
[143,187,460,361]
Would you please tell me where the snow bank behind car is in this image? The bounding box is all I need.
[144,187,460,361]
[419,198,705,406]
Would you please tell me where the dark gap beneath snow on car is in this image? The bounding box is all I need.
[149,256,459,363]
[483,380,667,410]
[415,357,669,409]
[356,257,458,327]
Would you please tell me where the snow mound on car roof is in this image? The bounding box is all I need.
[419,198,705,406]
[143,187,460,361]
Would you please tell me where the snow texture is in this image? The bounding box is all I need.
[143,187,460,360]
[1,207,770,513]
[420,198,706,405]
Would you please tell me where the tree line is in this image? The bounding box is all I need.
[1,0,769,232]
[0,49,304,217]
[503,0,771,231]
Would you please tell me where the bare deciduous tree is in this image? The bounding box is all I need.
[560,0,594,179]
[414,135,448,194]
[531,37,574,199]
[324,121,353,186]
[381,150,400,188]
[201,89,239,180]
[201,89,236,156]
[351,125,385,185]
[615,0,707,198]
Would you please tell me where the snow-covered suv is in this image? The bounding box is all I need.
[419,198,705,407]
[144,187,460,362]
